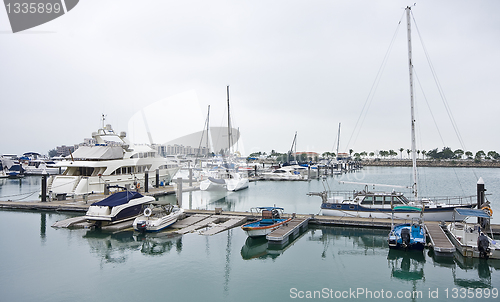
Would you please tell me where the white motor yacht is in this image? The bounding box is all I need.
[85,191,155,226]
[48,122,180,197]
[261,165,308,180]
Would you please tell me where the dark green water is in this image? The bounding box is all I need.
[1,167,499,301]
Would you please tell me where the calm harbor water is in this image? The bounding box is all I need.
[0,167,499,301]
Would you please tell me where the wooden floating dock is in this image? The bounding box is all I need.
[266,217,310,244]
[425,222,456,256]
[2,198,499,236]
[171,214,247,236]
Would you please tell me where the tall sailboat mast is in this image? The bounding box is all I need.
[227,85,232,156]
[406,6,418,198]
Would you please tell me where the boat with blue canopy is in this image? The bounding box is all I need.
[446,208,499,259]
[241,207,292,238]
[85,191,155,226]
[388,206,426,251]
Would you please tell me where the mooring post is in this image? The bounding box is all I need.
[155,169,159,188]
[41,172,47,202]
[477,177,485,224]
[189,167,193,187]
[145,169,149,193]
[177,177,183,207]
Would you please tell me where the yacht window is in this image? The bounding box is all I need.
[78,167,94,176]
[361,196,373,205]
[374,196,384,205]
[384,196,392,205]
[399,195,410,204]
[92,168,105,176]
[131,154,138,159]
[139,153,144,158]
[393,197,404,204]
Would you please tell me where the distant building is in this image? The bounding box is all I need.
[163,144,208,157]
[292,152,320,161]
[56,145,75,157]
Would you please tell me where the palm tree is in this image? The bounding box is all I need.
[399,148,404,159]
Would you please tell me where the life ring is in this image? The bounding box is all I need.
[482,206,493,217]
[144,207,152,217]
[137,183,141,189]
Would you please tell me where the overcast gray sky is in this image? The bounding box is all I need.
[1,0,499,157]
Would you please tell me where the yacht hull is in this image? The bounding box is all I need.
[321,203,474,221]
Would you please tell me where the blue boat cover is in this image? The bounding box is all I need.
[393,206,422,212]
[91,191,143,207]
[455,208,491,218]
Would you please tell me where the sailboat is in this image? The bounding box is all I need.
[312,6,475,221]
[200,86,249,191]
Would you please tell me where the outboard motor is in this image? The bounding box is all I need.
[136,221,147,233]
[401,228,411,248]
[477,233,490,259]
[271,209,280,219]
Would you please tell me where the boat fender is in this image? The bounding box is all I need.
[137,183,141,189]
[482,206,493,217]
[144,207,152,217]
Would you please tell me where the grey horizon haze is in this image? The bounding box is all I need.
[0,0,498,157]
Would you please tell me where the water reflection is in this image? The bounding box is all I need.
[240,227,308,260]
[387,249,426,281]
[83,229,183,266]
[453,252,499,288]
[40,213,46,243]
[135,232,182,256]
[308,226,388,258]
[83,230,141,264]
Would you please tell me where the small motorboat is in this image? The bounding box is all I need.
[446,208,500,259]
[133,204,184,233]
[388,206,426,251]
[85,191,154,226]
[241,207,292,238]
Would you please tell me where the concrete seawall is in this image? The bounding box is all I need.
[361,159,500,168]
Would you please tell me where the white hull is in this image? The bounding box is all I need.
[200,179,226,191]
[447,222,500,259]
[133,208,184,232]
[85,194,154,223]
[244,226,280,237]
[226,177,249,191]
[321,207,464,222]
[49,167,178,196]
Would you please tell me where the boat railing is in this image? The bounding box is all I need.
[408,195,478,206]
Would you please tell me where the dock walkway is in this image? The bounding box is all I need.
[267,217,310,244]
[425,222,456,256]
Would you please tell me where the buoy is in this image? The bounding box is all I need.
[144,207,152,217]
[482,206,493,216]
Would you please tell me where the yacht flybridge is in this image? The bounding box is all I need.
[48,122,180,197]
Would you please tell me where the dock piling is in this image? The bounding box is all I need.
[156,169,159,188]
[41,173,47,202]
[177,177,183,207]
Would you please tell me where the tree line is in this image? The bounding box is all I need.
[248,147,500,162]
